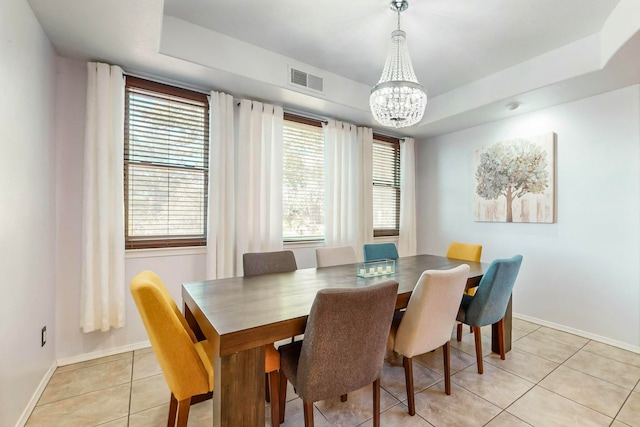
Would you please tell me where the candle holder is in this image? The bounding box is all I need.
[356,259,396,278]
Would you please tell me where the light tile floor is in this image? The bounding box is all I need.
[26,319,640,427]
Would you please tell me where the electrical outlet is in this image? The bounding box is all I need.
[41,326,47,347]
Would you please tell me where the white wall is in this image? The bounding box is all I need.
[416,85,640,350]
[0,0,57,425]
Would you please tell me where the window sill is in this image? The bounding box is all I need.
[283,239,325,249]
[125,246,207,259]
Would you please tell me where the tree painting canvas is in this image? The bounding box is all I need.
[474,133,556,223]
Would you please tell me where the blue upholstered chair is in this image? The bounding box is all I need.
[363,243,399,262]
[456,255,523,374]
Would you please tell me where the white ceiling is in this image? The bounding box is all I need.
[164,0,618,96]
[25,0,640,138]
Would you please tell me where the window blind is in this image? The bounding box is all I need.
[124,77,209,249]
[282,114,325,241]
[373,136,400,237]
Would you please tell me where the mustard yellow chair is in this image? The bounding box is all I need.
[446,242,483,340]
[446,242,482,264]
[131,271,282,427]
[130,271,213,427]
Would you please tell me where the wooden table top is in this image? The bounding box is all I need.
[182,254,487,356]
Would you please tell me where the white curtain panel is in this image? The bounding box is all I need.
[80,62,125,333]
[398,137,417,257]
[323,120,373,261]
[206,91,236,279]
[235,100,284,276]
[358,127,374,251]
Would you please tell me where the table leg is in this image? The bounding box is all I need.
[184,302,266,426]
[212,346,265,427]
[492,295,512,354]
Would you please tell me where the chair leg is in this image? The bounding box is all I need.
[268,370,280,427]
[497,318,506,360]
[340,394,348,402]
[442,342,451,395]
[278,369,287,424]
[302,400,314,427]
[373,378,381,427]
[175,398,191,427]
[473,326,483,374]
[456,323,463,342]
[168,393,178,427]
[403,357,415,416]
[265,372,271,402]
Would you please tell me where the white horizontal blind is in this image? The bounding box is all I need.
[124,77,209,249]
[282,116,324,241]
[373,137,400,236]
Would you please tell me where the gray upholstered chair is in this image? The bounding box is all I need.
[242,250,298,276]
[315,245,357,267]
[278,281,399,427]
[363,242,399,262]
[242,250,299,427]
[388,265,470,415]
[456,255,523,374]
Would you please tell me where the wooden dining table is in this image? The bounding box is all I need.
[182,254,511,427]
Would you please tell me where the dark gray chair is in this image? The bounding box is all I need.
[456,255,523,374]
[242,250,297,276]
[278,281,399,427]
[242,250,298,427]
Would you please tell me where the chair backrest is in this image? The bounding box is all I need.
[242,250,297,277]
[394,264,470,358]
[446,242,482,262]
[465,255,523,326]
[130,271,211,401]
[315,246,357,267]
[363,243,399,262]
[295,281,399,403]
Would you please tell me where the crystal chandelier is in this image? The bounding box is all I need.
[370,0,427,128]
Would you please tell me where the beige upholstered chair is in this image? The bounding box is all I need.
[130,271,214,427]
[315,245,357,267]
[388,265,470,415]
[278,281,399,427]
[243,250,297,276]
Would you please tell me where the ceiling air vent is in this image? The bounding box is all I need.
[289,67,324,94]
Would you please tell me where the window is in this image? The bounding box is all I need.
[282,114,325,241]
[124,77,209,249]
[372,135,401,237]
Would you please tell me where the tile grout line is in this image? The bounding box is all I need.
[609,376,640,424]
[127,350,134,427]
[503,338,628,424]
[485,334,586,425]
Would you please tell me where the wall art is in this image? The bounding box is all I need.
[474,132,556,223]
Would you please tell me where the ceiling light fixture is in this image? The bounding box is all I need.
[507,102,521,111]
[370,0,427,128]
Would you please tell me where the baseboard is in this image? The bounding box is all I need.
[56,340,151,367]
[15,361,57,427]
[514,313,640,354]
